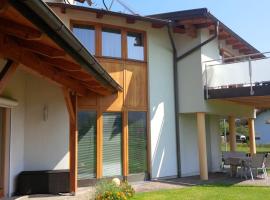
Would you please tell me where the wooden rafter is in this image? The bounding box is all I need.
[0,33,90,96]
[39,56,81,72]
[233,43,245,49]
[63,88,76,123]
[184,24,197,38]
[173,27,186,34]
[226,38,238,45]
[0,18,42,40]
[0,60,18,94]
[15,38,66,58]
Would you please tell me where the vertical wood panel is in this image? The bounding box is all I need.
[125,62,147,108]
[122,111,128,178]
[96,24,102,57]
[69,94,78,194]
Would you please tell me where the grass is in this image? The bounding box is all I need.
[132,185,270,200]
[221,143,270,153]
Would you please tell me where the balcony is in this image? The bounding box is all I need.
[204,52,270,108]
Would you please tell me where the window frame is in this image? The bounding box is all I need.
[71,20,147,62]
[72,24,96,55]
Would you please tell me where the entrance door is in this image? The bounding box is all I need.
[0,108,6,197]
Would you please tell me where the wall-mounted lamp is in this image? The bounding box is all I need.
[43,104,48,121]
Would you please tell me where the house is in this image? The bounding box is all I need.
[0,0,268,198]
[255,110,270,145]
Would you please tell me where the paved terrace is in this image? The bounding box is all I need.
[5,172,270,200]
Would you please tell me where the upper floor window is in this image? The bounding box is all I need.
[127,32,144,61]
[102,28,122,58]
[73,25,95,55]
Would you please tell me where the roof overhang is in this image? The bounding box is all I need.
[0,0,122,96]
[149,8,262,57]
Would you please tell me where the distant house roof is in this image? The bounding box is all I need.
[149,8,261,56]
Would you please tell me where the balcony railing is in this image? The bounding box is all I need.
[203,52,270,99]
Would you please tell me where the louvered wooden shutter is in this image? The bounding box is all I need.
[78,111,97,180]
[128,112,147,174]
[103,112,122,177]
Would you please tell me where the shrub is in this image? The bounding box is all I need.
[95,180,135,200]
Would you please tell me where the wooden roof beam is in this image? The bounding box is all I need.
[173,27,186,34]
[39,56,81,72]
[96,12,104,19]
[0,34,90,96]
[152,23,166,28]
[226,38,238,45]
[0,60,19,94]
[177,18,212,25]
[233,43,246,49]
[0,18,42,40]
[126,18,136,24]
[184,24,197,38]
[15,37,66,58]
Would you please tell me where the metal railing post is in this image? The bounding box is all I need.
[205,64,209,99]
[248,57,254,95]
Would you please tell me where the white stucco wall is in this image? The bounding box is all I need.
[179,113,199,176]
[1,67,69,196]
[179,113,221,176]
[24,74,69,171]
[148,28,177,179]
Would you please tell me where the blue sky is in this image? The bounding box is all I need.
[80,0,270,52]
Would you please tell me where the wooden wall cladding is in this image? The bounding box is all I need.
[125,61,147,110]
[78,58,148,112]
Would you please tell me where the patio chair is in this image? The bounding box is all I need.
[263,153,270,178]
[245,154,266,180]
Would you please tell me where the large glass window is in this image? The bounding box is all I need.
[103,112,122,177]
[73,25,95,55]
[128,112,147,174]
[102,28,122,58]
[78,111,97,180]
[127,32,144,61]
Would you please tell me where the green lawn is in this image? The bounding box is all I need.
[133,185,270,200]
[221,143,270,153]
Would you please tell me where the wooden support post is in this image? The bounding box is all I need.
[196,112,208,180]
[122,111,128,179]
[228,116,236,152]
[248,118,256,155]
[0,60,18,94]
[63,89,78,194]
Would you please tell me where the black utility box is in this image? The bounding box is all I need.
[18,170,70,195]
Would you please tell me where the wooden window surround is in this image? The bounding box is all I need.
[70,20,147,63]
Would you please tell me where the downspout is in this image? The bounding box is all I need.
[167,19,219,178]
[167,22,181,178]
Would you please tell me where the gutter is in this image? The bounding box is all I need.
[167,17,219,178]
[9,0,122,93]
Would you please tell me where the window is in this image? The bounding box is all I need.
[78,111,97,180]
[73,25,95,55]
[103,112,122,177]
[127,32,144,61]
[128,112,147,174]
[102,28,122,58]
